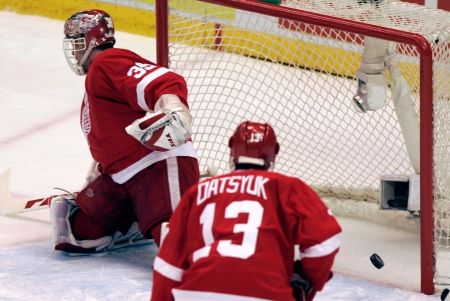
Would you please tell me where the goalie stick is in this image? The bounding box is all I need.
[0,168,72,216]
[0,165,218,216]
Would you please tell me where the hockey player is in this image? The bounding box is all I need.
[151,121,342,301]
[50,9,199,253]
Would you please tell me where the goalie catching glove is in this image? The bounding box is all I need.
[125,94,192,152]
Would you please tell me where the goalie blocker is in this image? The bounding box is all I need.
[125,94,192,151]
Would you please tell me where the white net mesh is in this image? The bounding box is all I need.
[164,0,450,285]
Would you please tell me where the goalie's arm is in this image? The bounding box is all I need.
[125,94,193,151]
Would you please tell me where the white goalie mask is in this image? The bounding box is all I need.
[63,9,116,75]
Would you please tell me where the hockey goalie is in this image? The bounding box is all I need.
[50,9,199,254]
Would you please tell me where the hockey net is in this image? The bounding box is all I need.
[156,0,450,293]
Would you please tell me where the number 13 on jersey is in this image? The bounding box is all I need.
[193,200,263,262]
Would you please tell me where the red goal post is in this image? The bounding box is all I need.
[155,0,450,295]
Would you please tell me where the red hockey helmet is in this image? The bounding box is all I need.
[229,121,280,170]
[63,9,116,75]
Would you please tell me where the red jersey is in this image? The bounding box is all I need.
[81,48,197,184]
[151,169,342,301]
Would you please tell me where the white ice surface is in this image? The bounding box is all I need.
[0,11,444,301]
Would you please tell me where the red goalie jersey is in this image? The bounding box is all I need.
[151,169,342,301]
[81,48,196,183]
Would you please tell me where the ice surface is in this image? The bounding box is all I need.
[0,11,443,300]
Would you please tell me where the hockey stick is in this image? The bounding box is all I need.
[0,168,61,216]
[0,165,218,216]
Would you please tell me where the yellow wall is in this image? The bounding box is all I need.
[0,0,156,37]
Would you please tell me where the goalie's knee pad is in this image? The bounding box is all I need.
[49,195,112,254]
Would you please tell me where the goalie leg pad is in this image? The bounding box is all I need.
[50,195,112,253]
[50,195,152,254]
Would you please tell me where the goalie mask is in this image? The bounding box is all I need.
[63,9,116,75]
[229,121,280,170]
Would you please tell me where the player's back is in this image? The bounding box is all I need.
[175,169,306,300]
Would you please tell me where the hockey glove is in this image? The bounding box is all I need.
[291,272,314,301]
[125,109,192,152]
[291,260,334,301]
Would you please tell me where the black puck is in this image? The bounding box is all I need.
[370,253,384,269]
[441,288,449,301]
